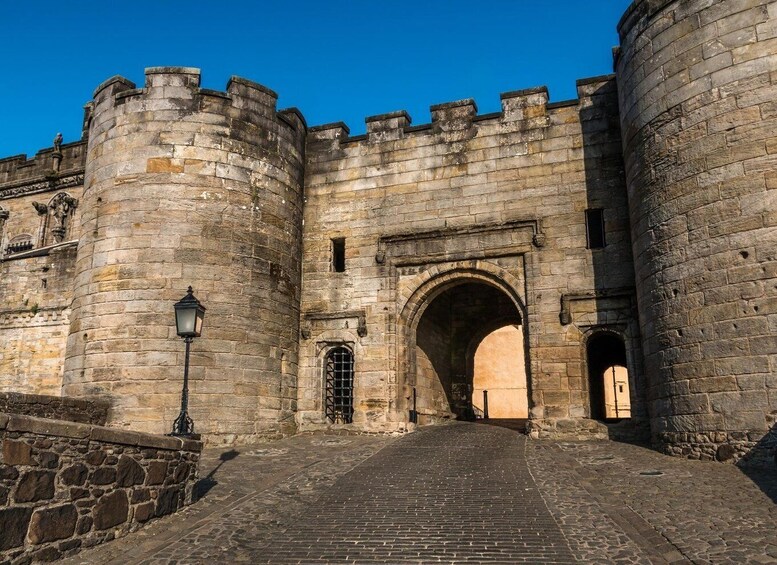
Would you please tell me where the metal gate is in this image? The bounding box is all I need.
[325,347,354,424]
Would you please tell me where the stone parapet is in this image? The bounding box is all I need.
[0,413,201,563]
[0,393,109,425]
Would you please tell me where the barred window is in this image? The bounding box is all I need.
[325,347,354,424]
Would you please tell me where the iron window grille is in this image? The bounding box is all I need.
[325,347,354,424]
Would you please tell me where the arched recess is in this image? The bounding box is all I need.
[34,192,78,247]
[584,329,632,421]
[397,261,530,423]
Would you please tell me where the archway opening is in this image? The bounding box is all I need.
[472,325,528,418]
[586,333,631,421]
[413,281,525,423]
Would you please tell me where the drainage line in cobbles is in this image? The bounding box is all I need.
[522,437,581,563]
[534,442,690,565]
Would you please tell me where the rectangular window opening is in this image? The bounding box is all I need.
[585,209,606,249]
[332,237,346,272]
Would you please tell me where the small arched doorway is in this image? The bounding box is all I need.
[410,280,527,423]
[586,332,631,421]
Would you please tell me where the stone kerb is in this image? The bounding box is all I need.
[0,412,201,563]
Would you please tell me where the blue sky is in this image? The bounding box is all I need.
[0,1,633,158]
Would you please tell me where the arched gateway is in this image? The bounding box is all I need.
[398,263,530,424]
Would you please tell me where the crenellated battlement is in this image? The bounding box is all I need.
[90,67,305,137]
[0,141,86,190]
[308,74,619,149]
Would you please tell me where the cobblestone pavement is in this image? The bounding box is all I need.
[63,423,777,564]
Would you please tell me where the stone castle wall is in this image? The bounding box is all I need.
[62,68,306,443]
[0,392,109,425]
[0,0,773,461]
[299,78,642,434]
[617,0,777,460]
[0,141,85,396]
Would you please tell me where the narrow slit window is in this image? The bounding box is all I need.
[332,237,346,272]
[585,209,606,249]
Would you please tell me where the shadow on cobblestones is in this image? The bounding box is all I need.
[63,424,777,564]
[193,448,240,502]
[738,464,777,505]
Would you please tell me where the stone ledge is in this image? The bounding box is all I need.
[0,412,202,453]
[0,391,108,425]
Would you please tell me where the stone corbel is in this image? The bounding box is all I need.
[32,202,48,215]
[375,241,386,264]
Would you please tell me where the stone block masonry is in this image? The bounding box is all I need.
[0,412,200,563]
[62,68,306,443]
[0,0,774,463]
[617,0,777,459]
[0,392,109,425]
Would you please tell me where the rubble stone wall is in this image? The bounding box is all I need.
[0,412,201,563]
[617,0,777,460]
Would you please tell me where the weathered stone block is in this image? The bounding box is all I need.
[93,490,129,530]
[0,507,33,550]
[155,486,182,517]
[146,460,167,485]
[91,467,117,485]
[117,455,145,487]
[134,501,155,523]
[60,463,88,486]
[28,504,78,544]
[2,439,32,465]
[15,470,55,503]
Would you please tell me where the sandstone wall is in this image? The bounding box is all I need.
[62,68,306,443]
[617,0,777,460]
[0,141,85,396]
[0,393,109,425]
[300,78,643,435]
[0,412,200,563]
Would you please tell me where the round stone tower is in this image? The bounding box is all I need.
[63,67,306,443]
[617,1,777,460]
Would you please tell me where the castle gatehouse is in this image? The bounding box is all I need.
[0,0,775,463]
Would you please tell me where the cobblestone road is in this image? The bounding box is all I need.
[64,422,777,564]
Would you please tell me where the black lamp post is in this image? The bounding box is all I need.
[171,286,206,437]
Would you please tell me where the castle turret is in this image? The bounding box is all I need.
[617,1,777,460]
[63,68,306,442]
